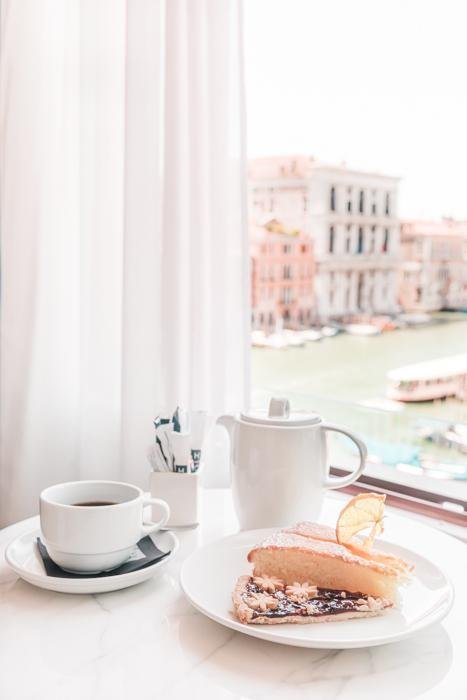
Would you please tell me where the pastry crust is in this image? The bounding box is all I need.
[232,575,391,625]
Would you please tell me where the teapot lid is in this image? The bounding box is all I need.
[240,398,321,427]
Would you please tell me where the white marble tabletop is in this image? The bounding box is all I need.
[0,489,465,700]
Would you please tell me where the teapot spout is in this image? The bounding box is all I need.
[216,414,235,440]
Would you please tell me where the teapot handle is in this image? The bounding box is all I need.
[321,423,367,489]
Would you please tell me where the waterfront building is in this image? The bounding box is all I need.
[250,220,315,330]
[399,219,467,311]
[249,156,400,320]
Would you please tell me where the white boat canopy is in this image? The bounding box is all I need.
[388,354,467,383]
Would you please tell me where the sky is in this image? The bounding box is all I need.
[244,0,467,220]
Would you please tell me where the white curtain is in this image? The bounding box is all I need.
[0,0,250,527]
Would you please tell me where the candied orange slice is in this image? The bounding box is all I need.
[336,493,386,551]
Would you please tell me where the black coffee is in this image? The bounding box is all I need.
[72,500,117,507]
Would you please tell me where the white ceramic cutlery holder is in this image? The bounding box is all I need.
[149,464,203,528]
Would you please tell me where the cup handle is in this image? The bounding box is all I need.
[141,497,170,535]
[321,423,367,489]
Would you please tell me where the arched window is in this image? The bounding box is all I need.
[359,190,365,214]
[330,186,336,212]
[329,225,335,253]
[357,227,364,254]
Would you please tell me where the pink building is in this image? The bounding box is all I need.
[250,220,315,331]
[399,219,467,311]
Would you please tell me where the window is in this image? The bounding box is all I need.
[269,187,275,212]
[357,226,364,254]
[268,312,274,326]
[282,287,293,304]
[385,192,390,216]
[300,243,308,253]
[283,264,292,279]
[358,190,365,214]
[383,228,390,253]
[244,1,467,515]
[283,243,292,254]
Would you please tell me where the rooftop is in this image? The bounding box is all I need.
[401,219,467,238]
[248,155,400,182]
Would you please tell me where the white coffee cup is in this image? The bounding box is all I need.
[39,480,170,574]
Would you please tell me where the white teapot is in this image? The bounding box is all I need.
[217,398,367,530]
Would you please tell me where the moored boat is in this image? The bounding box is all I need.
[345,323,381,337]
[301,329,323,342]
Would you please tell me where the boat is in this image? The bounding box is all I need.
[344,323,381,337]
[301,329,323,342]
[321,326,338,337]
[416,420,467,453]
[387,354,467,402]
[251,330,268,348]
[282,330,306,347]
[398,313,432,326]
[252,327,306,349]
[264,333,289,349]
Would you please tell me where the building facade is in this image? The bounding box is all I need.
[250,221,315,331]
[249,156,400,320]
[399,219,467,311]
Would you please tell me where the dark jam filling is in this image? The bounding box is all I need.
[244,580,367,619]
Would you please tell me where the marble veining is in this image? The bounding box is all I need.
[0,490,465,700]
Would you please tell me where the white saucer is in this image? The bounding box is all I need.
[5,528,178,594]
[180,528,454,649]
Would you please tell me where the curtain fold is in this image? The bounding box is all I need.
[0,0,249,526]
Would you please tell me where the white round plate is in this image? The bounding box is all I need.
[5,528,178,594]
[180,528,454,649]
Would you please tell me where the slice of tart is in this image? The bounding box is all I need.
[232,493,412,625]
[233,574,392,625]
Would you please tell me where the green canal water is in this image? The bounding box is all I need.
[252,313,467,426]
[252,313,467,474]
